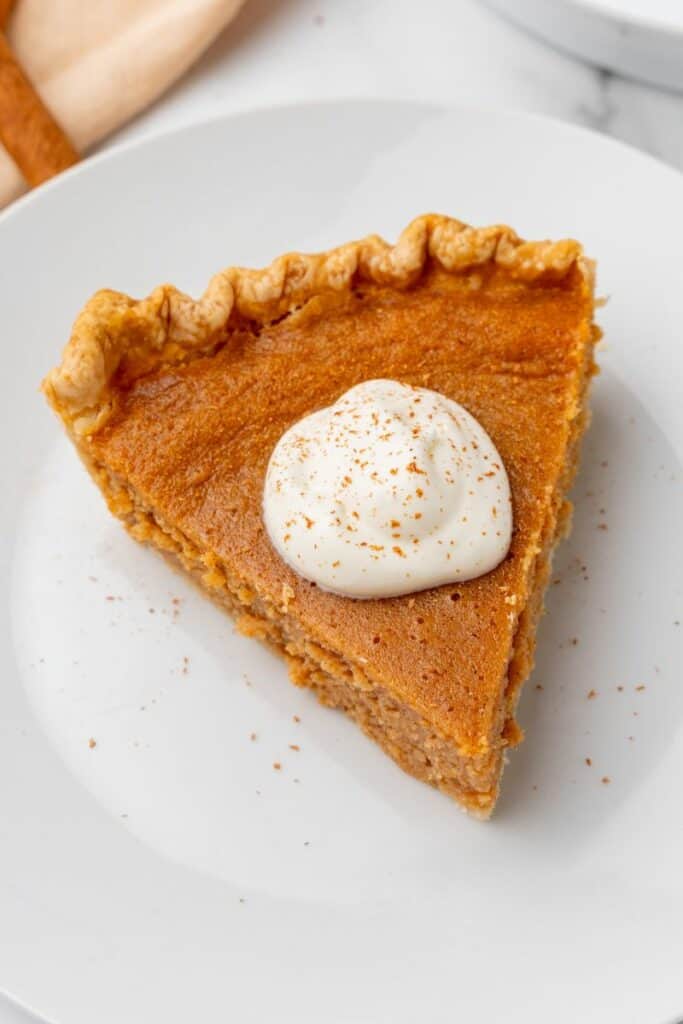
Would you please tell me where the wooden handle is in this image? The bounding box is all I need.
[0,28,79,187]
[0,0,16,27]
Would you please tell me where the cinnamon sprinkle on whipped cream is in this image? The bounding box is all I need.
[263,379,512,598]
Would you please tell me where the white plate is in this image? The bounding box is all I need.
[2,101,683,1024]
[485,0,683,91]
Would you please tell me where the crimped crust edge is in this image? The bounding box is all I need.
[42,214,589,435]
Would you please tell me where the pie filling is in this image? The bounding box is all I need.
[80,366,589,818]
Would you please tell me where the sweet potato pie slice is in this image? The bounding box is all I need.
[43,215,598,816]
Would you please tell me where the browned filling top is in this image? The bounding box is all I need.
[90,264,595,752]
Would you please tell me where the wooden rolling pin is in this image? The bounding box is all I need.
[0,0,79,188]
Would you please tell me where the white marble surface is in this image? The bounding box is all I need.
[1,2,681,1022]
[108,0,683,171]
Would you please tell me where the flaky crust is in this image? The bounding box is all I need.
[43,213,589,435]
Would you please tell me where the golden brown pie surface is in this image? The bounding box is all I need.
[43,215,598,815]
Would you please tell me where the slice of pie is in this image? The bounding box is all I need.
[43,214,598,817]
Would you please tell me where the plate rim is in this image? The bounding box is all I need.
[570,0,683,34]
[1,97,681,239]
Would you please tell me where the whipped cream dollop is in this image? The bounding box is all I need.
[263,379,512,599]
